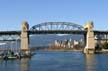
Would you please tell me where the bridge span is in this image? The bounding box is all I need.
[0,21,108,54]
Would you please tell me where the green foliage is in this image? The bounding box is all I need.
[102,42,108,49]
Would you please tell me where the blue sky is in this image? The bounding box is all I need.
[0,0,108,31]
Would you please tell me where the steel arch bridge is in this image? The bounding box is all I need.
[30,22,84,31]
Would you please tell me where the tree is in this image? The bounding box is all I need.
[102,42,108,49]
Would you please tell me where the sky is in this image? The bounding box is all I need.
[0,0,108,31]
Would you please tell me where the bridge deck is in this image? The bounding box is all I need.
[0,30,108,35]
[0,31,21,35]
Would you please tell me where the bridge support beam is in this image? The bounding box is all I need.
[21,21,30,54]
[84,22,95,54]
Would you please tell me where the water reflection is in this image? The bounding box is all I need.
[0,58,30,71]
[85,54,95,71]
[20,58,30,71]
[1,51,108,71]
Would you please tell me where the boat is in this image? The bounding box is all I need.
[4,56,17,60]
[0,50,34,60]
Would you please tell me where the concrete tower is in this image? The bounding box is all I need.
[84,21,95,54]
[21,21,29,51]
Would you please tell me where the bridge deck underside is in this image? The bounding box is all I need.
[28,30,86,34]
[0,31,21,35]
[0,30,108,35]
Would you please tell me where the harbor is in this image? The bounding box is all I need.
[0,0,108,71]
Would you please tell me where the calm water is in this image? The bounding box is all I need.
[0,51,108,71]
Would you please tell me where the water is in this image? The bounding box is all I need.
[0,51,108,71]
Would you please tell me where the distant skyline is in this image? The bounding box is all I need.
[0,0,108,31]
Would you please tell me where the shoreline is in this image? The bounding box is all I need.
[42,48,83,52]
[33,46,108,53]
[41,48,108,53]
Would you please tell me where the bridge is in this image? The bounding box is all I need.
[0,21,108,54]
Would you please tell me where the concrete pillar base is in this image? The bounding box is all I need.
[84,48,95,54]
[20,49,31,55]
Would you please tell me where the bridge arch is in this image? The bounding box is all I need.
[30,22,84,31]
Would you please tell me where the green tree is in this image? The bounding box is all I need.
[102,42,108,49]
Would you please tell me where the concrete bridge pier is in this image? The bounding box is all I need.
[84,21,95,54]
[21,21,30,54]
